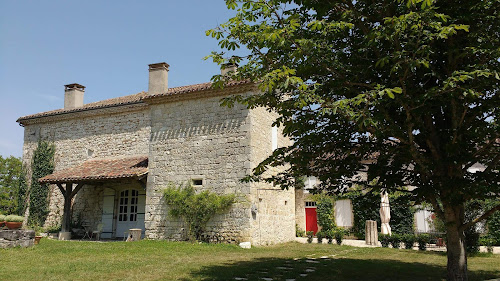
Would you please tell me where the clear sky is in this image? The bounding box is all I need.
[0,0,237,158]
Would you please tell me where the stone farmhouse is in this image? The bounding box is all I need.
[17,62,304,245]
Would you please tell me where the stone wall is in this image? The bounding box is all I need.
[248,107,295,245]
[146,93,254,242]
[0,230,35,248]
[21,107,150,228]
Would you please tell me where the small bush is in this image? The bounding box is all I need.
[390,234,402,249]
[5,215,24,222]
[296,224,305,237]
[379,234,390,247]
[402,234,416,249]
[334,228,346,245]
[306,231,314,243]
[44,224,62,233]
[163,184,235,241]
[316,231,324,244]
[326,229,334,244]
[465,231,480,254]
[0,214,5,221]
[417,234,430,251]
[479,236,495,253]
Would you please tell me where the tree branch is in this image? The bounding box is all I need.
[460,203,500,232]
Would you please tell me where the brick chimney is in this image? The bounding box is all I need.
[221,63,238,76]
[148,62,169,95]
[64,83,85,109]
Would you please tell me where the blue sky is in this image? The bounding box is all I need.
[0,0,237,158]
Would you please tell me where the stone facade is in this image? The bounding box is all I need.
[18,80,296,245]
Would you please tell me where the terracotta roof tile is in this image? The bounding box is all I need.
[17,80,252,122]
[39,155,148,184]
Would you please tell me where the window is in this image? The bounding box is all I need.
[192,179,203,186]
[304,176,317,191]
[271,125,278,151]
[305,201,316,207]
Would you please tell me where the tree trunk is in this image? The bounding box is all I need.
[444,204,468,281]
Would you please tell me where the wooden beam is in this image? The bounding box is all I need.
[61,183,73,233]
[70,183,85,198]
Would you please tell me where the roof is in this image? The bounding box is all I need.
[39,155,148,184]
[17,80,252,123]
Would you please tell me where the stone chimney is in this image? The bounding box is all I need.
[64,83,85,109]
[148,62,169,95]
[221,63,238,76]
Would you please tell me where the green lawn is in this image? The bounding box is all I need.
[1,239,499,280]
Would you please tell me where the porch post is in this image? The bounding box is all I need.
[56,182,85,235]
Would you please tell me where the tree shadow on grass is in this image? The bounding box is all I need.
[184,255,500,281]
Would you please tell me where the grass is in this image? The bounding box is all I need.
[1,239,499,280]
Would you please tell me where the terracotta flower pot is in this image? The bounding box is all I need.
[34,236,43,245]
[6,222,23,230]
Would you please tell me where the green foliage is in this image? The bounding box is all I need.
[28,140,55,226]
[209,1,499,277]
[44,224,62,233]
[484,200,500,246]
[163,183,235,241]
[479,236,495,253]
[0,214,5,221]
[16,167,28,216]
[316,230,323,244]
[379,234,390,248]
[295,224,305,237]
[0,155,22,215]
[315,195,335,232]
[306,231,313,243]
[390,234,402,249]
[5,214,24,222]
[417,234,430,251]
[345,189,415,239]
[334,227,347,245]
[402,234,417,249]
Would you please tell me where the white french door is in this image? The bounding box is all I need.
[115,189,145,237]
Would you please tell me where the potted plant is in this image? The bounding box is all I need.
[417,233,430,251]
[0,214,5,228]
[306,231,314,243]
[334,227,346,245]
[5,215,24,229]
[316,231,324,244]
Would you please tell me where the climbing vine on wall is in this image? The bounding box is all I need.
[28,140,55,226]
[340,188,415,238]
[163,183,235,241]
[314,194,336,232]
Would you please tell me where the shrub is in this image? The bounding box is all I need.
[0,214,5,221]
[316,231,324,244]
[316,195,336,232]
[465,231,480,254]
[402,233,416,249]
[306,231,314,243]
[417,234,430,251]
[390,233,402,249]
[5,215,24,222]
[44,224,62,233]
[479,236,495,253]
[379,234,390,247]
[334,228,346,245]
[326,229,334,244]
[163,183,235,241]
[295,224,305,237]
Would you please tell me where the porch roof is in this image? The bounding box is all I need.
[39,155,148,184]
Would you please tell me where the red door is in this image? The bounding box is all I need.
[305,208,318,234]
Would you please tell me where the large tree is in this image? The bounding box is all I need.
[207,0,499,280]
[0,155,22,215]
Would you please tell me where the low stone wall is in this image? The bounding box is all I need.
[0,230,35,249]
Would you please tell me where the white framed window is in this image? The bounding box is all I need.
[271,125,278,151]
[305,201,316,207]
